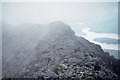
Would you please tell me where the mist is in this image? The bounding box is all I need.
[1,2,120,79]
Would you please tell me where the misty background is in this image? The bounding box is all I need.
[1,2,119,59]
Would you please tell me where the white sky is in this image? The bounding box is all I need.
[2,2,118,26]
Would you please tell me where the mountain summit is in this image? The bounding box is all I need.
[2,22,120,79]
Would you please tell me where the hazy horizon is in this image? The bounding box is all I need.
[1,2,119,54]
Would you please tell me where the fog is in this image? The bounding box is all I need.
[1,2,120,78]
[1,2,119,55]
[2,2,117,27]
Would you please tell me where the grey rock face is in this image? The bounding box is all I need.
[2,21,120,79]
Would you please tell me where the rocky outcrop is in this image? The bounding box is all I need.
[2,22,120,80]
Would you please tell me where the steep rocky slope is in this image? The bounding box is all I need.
[2,22,120,80]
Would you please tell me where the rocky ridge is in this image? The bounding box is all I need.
[2,22,120,80]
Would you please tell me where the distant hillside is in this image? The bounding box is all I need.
[94,38,119,44]
[103,49,119,59]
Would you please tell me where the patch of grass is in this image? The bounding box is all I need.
[85,76,96,80]
[52,66,62,75]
